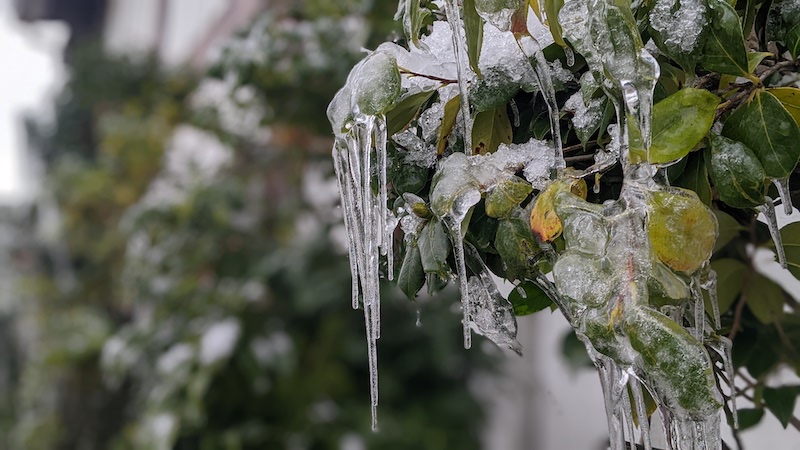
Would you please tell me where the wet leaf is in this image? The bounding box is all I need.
[530,178,587,243]
[647,188,718,274]
[544,0,566,46]
[561,330,593,371]
[397,243,425,300]
[700,0,750,77]
[673,152,712,205]
[723,90,800,179]
[630,88,719,164]
[509,281,553,316]
[472,105,513,154]
[463,0,485,77]
[387,90,435,136]
[437,95,462,154]
[777,222,800,281]
[496,216,541,281]
[706,134,768,208]
[485,176,533,218]
[764,386,800,428]
[748,52,773,73]
[400,0,431,48]
[768,86,800,126]
[745,272,785,324]
[418,220,452,277]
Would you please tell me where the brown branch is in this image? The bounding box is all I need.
[759,59,800,81]
[398,68,457,85]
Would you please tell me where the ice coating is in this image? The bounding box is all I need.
[444,0,476,155]
[564,92,605,143]
[773,176,795,216]
[650,0,707,54]
[758,200,788,268]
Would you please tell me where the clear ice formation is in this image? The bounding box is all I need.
[330,0,736,444]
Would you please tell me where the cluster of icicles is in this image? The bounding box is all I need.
[328,0,793,447]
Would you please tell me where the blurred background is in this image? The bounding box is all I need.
[0,0,798,449]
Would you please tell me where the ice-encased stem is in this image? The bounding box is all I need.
[516,34,565,169]
[444,0,475,155]
[773,176,794,216]
[701,267,720,330]
[691,276,705,340]
[720,336,738,429]
[757,199,787,268]
[444,214,473,349]
[630,378,653,450]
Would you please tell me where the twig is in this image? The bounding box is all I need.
[565,154,596,162]
[398,68,457,85]
[759,59,800,81]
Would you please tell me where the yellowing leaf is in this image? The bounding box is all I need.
[768,87,800,126]
[437,95,461,154]
[530,178,587,243]
[472,105,513,154]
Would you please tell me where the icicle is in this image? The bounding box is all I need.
[516,34,565,169]
[509,98,521,127]
[333,143,362,310]
[621,389,637,449]
[363,301,379,430]
[720,336,738,429]
[515,284,527,298]
[375,115,395,280]
[773,176,794,216]
[444,0,475,155]
[691,276,705,339]
[630,378,653,450]
[700,266,720,330]
[757,199,787,268]
[565,46,576,67]
[416,307,422,327]
[442,190,482,349]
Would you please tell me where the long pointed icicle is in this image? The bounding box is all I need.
[720,336,738,429]
[773,177,794,216]
[375,115,394,280]
[516,34,565,169]
[445,214,473,349]
[333,143,362,310]
[444,0,475,155]
[757,199,787,268]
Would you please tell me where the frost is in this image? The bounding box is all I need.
[565,92,604,143]
[650,0,707,54]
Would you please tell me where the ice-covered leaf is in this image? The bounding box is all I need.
[463,0,485,77]
[723,90,800,179]
[470,68,522,113]
[673,152,712,205]
[768,87,800,126]
[437,95,462,154]
[744,273,785,324]
[706,134,768,208]
[564,92,605,145]
[700,0,750,77]
[418,220,452,277]
[474,0,524,31]
[763,386,800,428]
[509,281,553,315]
[472,105,513,154]
[774,222,800,281]
[485,176,533,218]
[630,88,719,164]
[646,187,718,274]
[397,243,425,300]
[387,90,435,136]
[530,178,587,243]
[649,0,707,71]
[623,306,722,417]
[713,210,744,252]
[353,52,402,115]
[496,215,540,280]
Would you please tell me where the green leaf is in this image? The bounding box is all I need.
[472,105,513,154]
[463,0,485,78]
[544,0,566,47]
[485,176,533,219]
[561,330,592,371]
[387,90,435,136]
[418,220,452,277]
[630,88,719,164]
[706,258,747,313]
[509,281,553,316]
[713,210,744,252]
[495,216,540,281]
[748,52,773,73]
[397,243,425,300]
[768,87,800,126]
[777,222,800,281]
[722,90,800,179]
[734,408,765,431]
[786,22,800,59]
[469,68,520,113]
[438,95,462,155]
[763,386,800,428]
[744,272,785,324]
[401,0,431,48]
[700,0,751,77]
[673,152,712,205]
[706,134,768,208]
